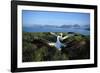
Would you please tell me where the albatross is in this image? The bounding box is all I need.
[48,32,72,50]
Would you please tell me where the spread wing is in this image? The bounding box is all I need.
[48,43,55,46]
[62,34,74,40]
[50,32,57,37]
[62,36,69,40]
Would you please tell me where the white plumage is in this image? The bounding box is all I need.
[48,32,70,50]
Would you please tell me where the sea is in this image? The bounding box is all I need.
[23,26,90,35]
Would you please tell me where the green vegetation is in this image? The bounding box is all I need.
[22,32,90,62]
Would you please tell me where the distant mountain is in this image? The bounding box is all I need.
[73,24,80,28]
[82,24,90,30]
[60,24,72,28]
[83,24,90,28]
[44,25,58,28]
[23,24,90,30]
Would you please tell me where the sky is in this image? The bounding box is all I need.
[22,10,90,27]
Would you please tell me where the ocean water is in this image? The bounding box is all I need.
[23,27,90,35]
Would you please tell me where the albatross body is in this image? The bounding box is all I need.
[55,36,62,50]
[48,35,66,50]
[48,32,73,50]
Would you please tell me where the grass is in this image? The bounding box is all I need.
[22,32,90,62]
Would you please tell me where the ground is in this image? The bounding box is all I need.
[22,32,90,62]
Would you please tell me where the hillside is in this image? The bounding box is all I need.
[22,32,90,62]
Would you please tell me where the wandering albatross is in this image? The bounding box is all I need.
[48,32,71,50]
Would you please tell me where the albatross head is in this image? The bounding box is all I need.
[57,36,63,41]
[60,33,63,37]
